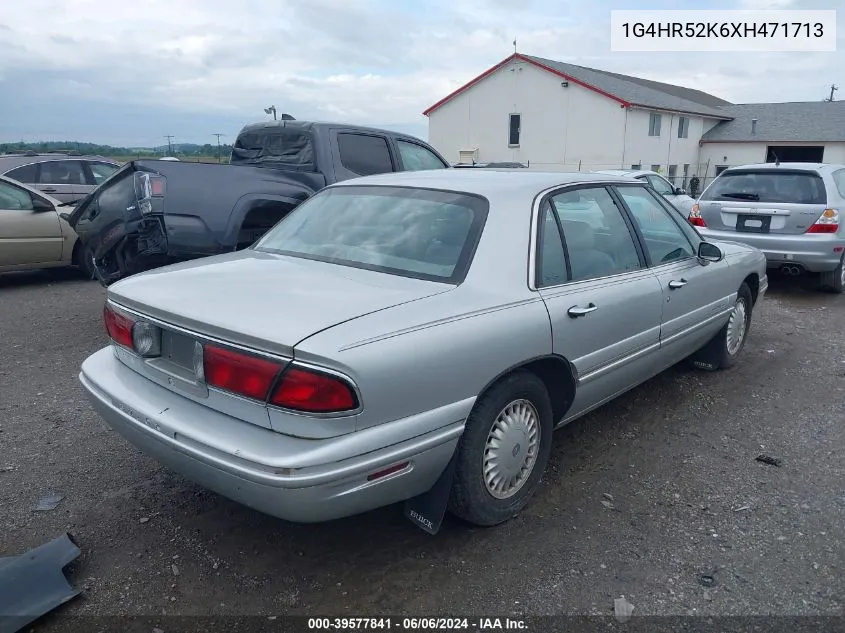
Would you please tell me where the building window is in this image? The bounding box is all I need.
[650,164,661,173]
[648,113,662,137]
[630,164,642,170]
[682,163,690,186]
[508,113,521,147]
[677,116,689,138]
[715,165,729,176]
[667,165,677,184]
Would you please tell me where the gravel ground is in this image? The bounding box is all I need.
[1,267,844,624]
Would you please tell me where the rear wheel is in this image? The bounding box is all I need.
[689,282,753,371]
[448,371,553,526]
[819,253,844,294]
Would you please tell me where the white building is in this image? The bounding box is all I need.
[425,53,845,186]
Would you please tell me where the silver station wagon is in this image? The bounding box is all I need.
[79,170,767,533]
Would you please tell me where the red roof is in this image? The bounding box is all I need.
[423,53,630,116]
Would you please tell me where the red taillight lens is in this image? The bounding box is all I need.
[103,304,135,348]
[203,345,281,400]
[150,176,166,197]
[807,208,839,234]
[688,204,706,228]
[270,367,358,413]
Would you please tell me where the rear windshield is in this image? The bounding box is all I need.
[230,129,315,170]
[701,170,827,204]
[254,185,488,283]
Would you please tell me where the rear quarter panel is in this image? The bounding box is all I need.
[293,285,554,432]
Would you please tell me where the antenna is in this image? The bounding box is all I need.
[164,135,174,155]
[825,84,838,101]
[212,133,225,163]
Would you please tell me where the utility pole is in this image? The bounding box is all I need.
[825,84,838,101]
[164,135,175,155]
[212,133,225,163]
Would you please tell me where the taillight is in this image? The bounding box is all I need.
[270,367,358,413]
[134,172,166,215]
[203,344,282,401]
[806,208,839,234]
[103,304,135,348]
[688,204,706,228]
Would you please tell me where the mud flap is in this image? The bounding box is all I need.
[688,335,721,371]
[403,448,459,535]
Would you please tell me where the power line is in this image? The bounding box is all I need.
[212,133,225,163]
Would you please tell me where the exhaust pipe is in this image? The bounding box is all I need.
[781,264,802,276]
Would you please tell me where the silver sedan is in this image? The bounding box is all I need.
[78,170,768,532]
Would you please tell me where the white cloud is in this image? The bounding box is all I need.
[0,0,842,144]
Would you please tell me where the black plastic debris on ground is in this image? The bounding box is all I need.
[756,454,783,467]
[0,533,81,633]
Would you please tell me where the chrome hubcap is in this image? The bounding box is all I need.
[726,298,748,355]
[840,261,845,285]
[483,399,540,499]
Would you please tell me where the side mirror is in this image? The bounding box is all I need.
[674,187,687,196]
[698,241,723,263]
[31,196,55,213]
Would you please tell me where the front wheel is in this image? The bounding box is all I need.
[689,282,753,371]
[819,253,844,294]
[448,371,553,526]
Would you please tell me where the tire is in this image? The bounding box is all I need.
[689,282,753,371]
[73,243,96,280]
[448,370,554,527]
[819,253,844,294]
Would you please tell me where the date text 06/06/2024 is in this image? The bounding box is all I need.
[306,617,529,630]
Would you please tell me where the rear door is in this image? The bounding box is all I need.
[697,169,828,235]
[534,185,664,420]
[613,184,733,356]
[395,138,449,171]
[33,159,89,203]
[0,179,63,266]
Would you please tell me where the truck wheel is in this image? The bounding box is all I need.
[448,371,553,527]
[74,244,96,280]
[689,282,753,371]
[819,253,844,294]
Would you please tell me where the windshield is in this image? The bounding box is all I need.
[254,185,488,283]
[701,170,827,204]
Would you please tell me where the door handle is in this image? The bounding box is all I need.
[567,303,598,318]
[41,188,57,193]
[668,279,688,289]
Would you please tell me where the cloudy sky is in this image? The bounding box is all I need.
[0,0,841,147]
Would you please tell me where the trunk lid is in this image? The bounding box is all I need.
[107,250,453,357]
[698,169,828,235]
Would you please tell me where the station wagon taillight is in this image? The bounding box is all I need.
[806,208,839,234]
[201,344,359,414]
[688,204,706,228]
[103,304,135,348]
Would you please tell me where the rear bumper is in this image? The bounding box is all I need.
[699,228,844,272]
[79,347,463,522]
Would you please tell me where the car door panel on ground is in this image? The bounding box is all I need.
[613,185,734,359]
[0,180,63,266]
[534,186,665,422]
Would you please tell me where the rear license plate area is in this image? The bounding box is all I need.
[736,214,771,233]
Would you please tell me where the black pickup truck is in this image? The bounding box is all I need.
[66,120,450,284]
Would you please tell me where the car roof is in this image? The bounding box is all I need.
[595,169,657,178]
[328,169,641,199]
[723,162,845,173]
[0,174,62,205]
[0,154,118,172]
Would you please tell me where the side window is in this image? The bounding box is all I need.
[88,162,120,185]
[4,163,37,183]
[616,186,696,265]
[536,200,568,287]
[833,169,845,197]
[646,174,674,196]
[551,187,642,282]
[0,181,35,210]
[37,160,87,185]
[337,133,393,176]
[396,140,446,171]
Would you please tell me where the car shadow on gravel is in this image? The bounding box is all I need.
[0,267,94,289]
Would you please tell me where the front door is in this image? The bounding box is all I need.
[0,180,63,266]
[534,186,664,422]
[612,185,734,362]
